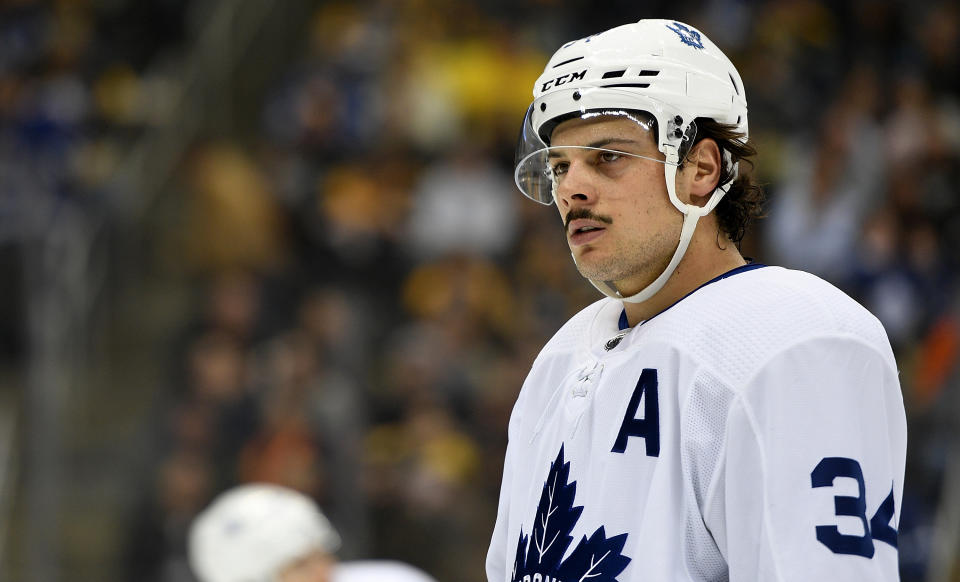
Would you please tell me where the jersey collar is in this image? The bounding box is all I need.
[617,262,768,331]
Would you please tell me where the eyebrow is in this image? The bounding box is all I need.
[547,138,644,158]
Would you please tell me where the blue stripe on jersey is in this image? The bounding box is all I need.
[617,262,768,330]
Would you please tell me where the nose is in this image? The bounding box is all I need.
[554,161,597,209]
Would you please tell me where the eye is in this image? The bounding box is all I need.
[549,160,569,178]
[598,150,623,164]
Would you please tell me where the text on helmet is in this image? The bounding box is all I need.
[541,70,587,93]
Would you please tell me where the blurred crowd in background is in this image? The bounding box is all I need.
[1,0,959,581]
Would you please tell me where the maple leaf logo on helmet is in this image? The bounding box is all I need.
[665,21,704,49]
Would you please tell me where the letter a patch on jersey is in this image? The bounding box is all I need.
[612,368,660,456]
[512,446,631,582]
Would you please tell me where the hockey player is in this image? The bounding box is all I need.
[487,19,907,581]
[189,483,437,582]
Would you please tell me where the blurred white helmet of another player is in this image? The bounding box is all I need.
[515,19,748,303]
[188,483,342,582]
[332,560,438,582]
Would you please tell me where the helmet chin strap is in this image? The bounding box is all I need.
[579,158,729,304]
[584,208,700,304]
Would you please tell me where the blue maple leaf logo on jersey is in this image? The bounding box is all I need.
[666,22,705,49]
[512,446,631,582]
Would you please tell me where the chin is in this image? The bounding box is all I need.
[574,262,621,284]
[576,259,648,289]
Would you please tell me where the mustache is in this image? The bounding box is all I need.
[564,207,613,230]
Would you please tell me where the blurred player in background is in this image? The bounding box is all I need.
[189,483,437,582]
[487,18,907,581]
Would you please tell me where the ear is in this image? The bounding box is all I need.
[683,138,722,207]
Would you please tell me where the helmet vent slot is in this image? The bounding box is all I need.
[602,70,626,79]
[601,83,651,89]
[729,72,740,95]
[638,70,660,76]
[553,56,584,68]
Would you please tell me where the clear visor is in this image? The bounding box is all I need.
[514,89,697,204]
[516,145,673,206]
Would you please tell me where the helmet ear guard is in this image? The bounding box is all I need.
[515,19,748,304]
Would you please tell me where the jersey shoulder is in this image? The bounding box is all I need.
[649,265,896,388]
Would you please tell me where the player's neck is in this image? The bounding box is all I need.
[620,231,746,326]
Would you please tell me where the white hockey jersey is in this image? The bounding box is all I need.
[334,560,438,582]
[487,264,907,582]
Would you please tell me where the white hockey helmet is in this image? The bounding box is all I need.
[515,19,748,303]
[188,483,342,582]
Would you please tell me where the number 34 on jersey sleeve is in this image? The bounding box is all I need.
[712,335,906,581]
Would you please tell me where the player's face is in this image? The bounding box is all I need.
[549,116,683,295]
[278,549,336,582]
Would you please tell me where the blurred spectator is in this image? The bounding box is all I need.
[404,148,519,260]
[765,71,884,285]
[181,143,290,275]
[124,449,213,582]
[246,328,367,549]
[364,400,485,579]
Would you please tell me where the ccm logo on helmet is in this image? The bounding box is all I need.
[541,70,587,92]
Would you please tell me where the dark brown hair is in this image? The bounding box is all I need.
[686,118,766,244]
